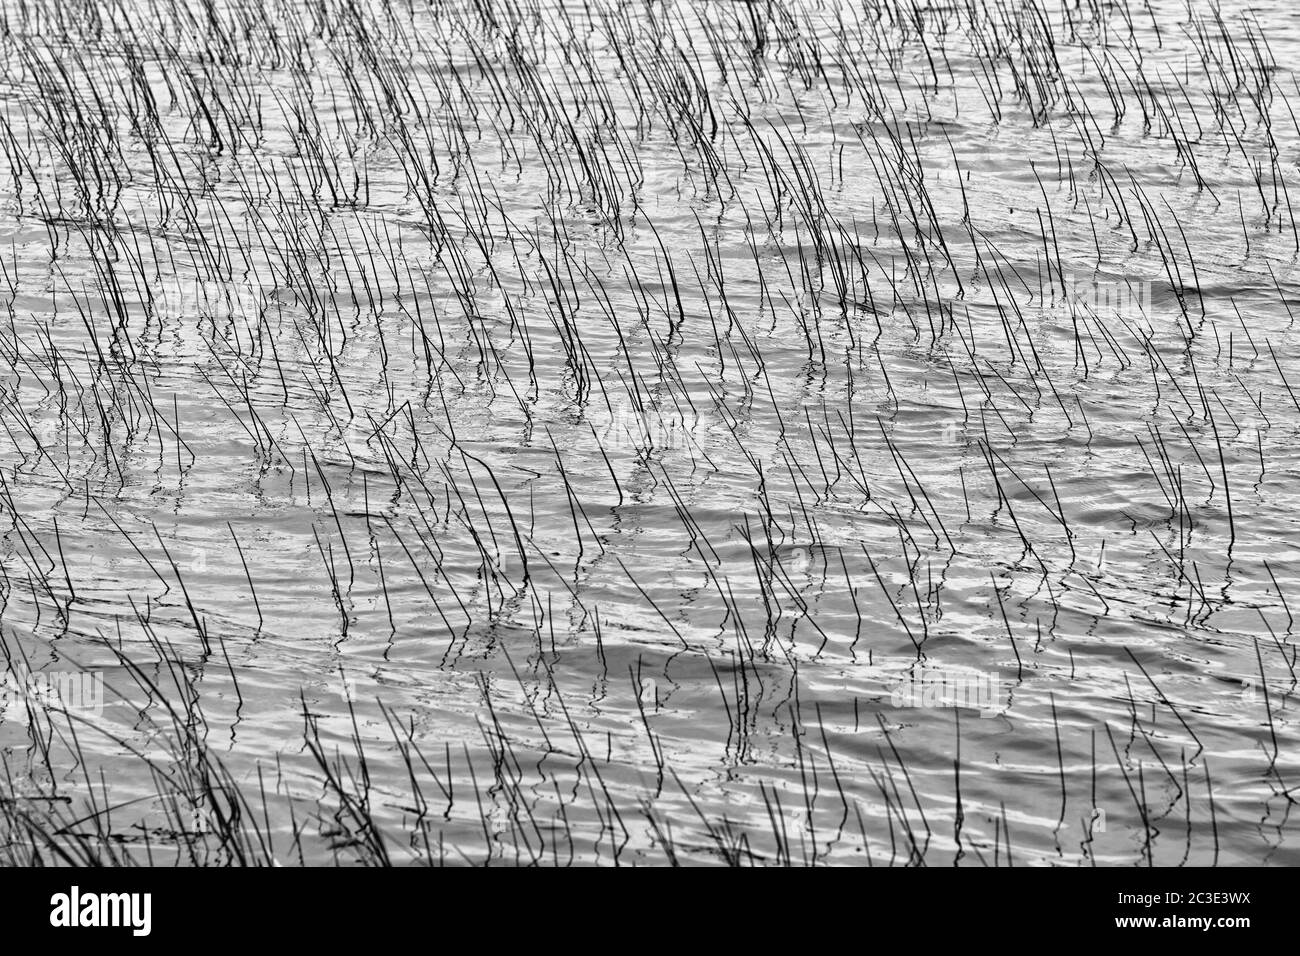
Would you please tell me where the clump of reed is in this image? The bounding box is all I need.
[0,0,1294,866]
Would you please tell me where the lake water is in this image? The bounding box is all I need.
[0,0,1297,865]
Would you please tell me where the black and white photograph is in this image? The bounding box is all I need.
[0,0,1288,921]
